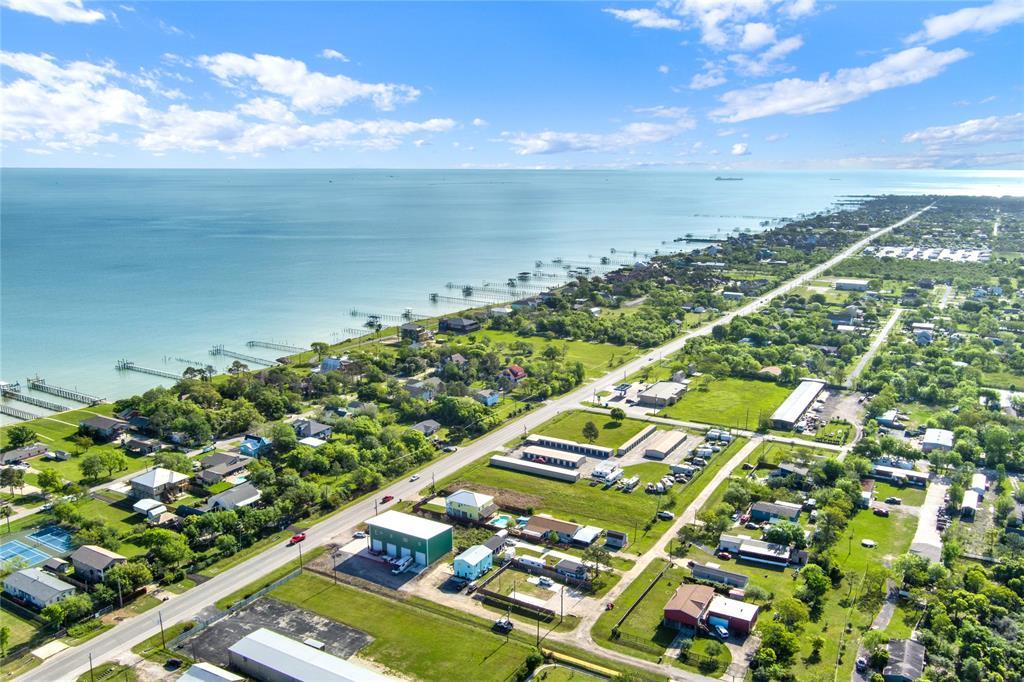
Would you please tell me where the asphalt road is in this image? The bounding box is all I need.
[23,204,931,682]
[844,307,904,388]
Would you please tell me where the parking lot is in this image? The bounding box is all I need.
[179,597,372,667]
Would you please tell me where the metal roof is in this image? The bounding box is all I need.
[638,381,687,401]
[3,568,75,602]
[446,489,494,509]
[366,510,452,540]
[131,467,188,488]
[228,628,395,682]
[454,545,492,565]
[770,379,826,425]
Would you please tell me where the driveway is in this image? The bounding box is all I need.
[909,482,947,563]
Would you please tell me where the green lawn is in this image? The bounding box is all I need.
[660,377,792,430]
[450,329,641,379]
[272,573,537,682]
[510,410,656,450]
[872,481,926,507]
[745,441,830,469]
[980,370,1024,391]
[69,498,149,557]
[30,450,155,487]
[1,603,43,649]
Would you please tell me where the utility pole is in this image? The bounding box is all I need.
[298,542,304,569]
[89,653,95,682]
[158,612,166,649]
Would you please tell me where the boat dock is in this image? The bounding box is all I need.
[1,385,66,412]
[0,404,43,421]
[246,340,306,354]
[115,360,183,380]
[26,377,103,405]
[209,346,279,367]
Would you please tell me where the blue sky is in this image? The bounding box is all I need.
[1,0,1022,169]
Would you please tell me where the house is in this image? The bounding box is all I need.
[961,490,980,519]
[3,568,75,610]
[860,479,876,508]
[555,558,588,580]
[124,437,162,455]
[922,428,954,452]
[663,583,715,630]
[41,557,70,575]
[605,530,628,550]
[0,443,47,464]
[196,452,252,486]
[400,322,430,343]
[736,538,791,567]
[453,545,493,580]
[637,381,687,407]
[202,482,262,512]
[749,501,801,523]
[366,510,453,567]
[407,377,444,401]
[914,329,934,346]
[572,525,602,546]
[445,489,497,522]
[877,409,901,428]
[483,533,509,556]
[228,628,395,682]
[718,533,747,553]
[971,473,987,497]
[239,434,271,458]
[130,467,189,499]
[871,465,930,487]
[883,639,926,682]
[500,364,527,385]
[411,419,441,436]
[522,516,580,544]
[293,419,332,440]
[132,498,168,520]
[770,462,809,480]
[722,291,745,301]
[834,278,870,291]
[489,306,513,318]
[758,366,783,378]
[78,415,129,442]
[474,389,501,407]
[690,562,749,589]
[69,545,126,583]
[298,437,326,448]
[438,317,480,334]
[445,353,469,368]
[320,355,357,374]
[707,593,760,634]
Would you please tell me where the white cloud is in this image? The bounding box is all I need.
[739,22,776,50]
[503,114,696,155]
[158,20,187,36]
[907,0,1024,44]
[472,117,488,127]
[712,46,969,122]
[198,52,420,112]
[902,112,1024,146]
[690,62,727,89]
[235,97,297,124]
[0,0,103,23]
[731,142,750,155]
[321,49,350,62]
[633,105,693,119]
[665,0,773,47]
[782,0,815,19]
[728,34,803,75]
[413,139,430,147]
[658,64,671,74]
[765,132,789,142]
[603,7,681,29]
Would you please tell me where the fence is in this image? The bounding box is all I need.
[614,561,671,629]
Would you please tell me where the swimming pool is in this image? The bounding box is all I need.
[490,514,514,529]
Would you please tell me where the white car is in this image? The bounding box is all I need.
[409,474,420,482]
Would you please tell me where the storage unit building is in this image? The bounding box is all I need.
[489,455,581,482]
[523,434,613,458]
[366,510,453,567]
[644,430,688,460]
[770,379,826,430]
[521,445,586,469]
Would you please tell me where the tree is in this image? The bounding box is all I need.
[141,528,193,568]
[0,467,25,495]
[40,602,66,627]
[69,434,93,454]
[36,468,63,495]
[310,342,329,361]
[227,360,250,375]
[774,596,809,627]
[582,421,600,443]
[104,561,153,598]
[4,425,36,450]
[267,422,298,455]
[78,452,107,481]
[0,505,11,533]
[582,544,613,579]
[797,564,830,604]
[154,451,192,474]
[0,624,9,657]
[609,407,626,422]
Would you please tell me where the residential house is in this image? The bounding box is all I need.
[555,558,588,580]
[522,516,580,544]
[400,322,430,344]
[483,533,509,556]
[663,583,715,630]
[500,364,527,385]
[605,530,628,550]
[922,428,954,452]
[78,415,129,442]
[445,353,469,369]
[239,434,271,458]
[411,419,441,436]
[293,419,332,440]
[438,317,480,334]
[0,443,47,464]
[749,501,801,523]
[41,557,70,575]
[860,479,876,508]
[69,545,126,583]
[474,389,501,407]
[883,639,926,682]
[445,489,497,522]
[770,462,809,481]
[202,482,262,512]
[3,568,75,610]
[877,410,902,428]
[407,377,444,401]
[124,437,162,455]
[130,467,189,499]
[196,452,252,486]
[453,545,493,580]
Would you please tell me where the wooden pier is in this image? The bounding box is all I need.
[26,377,103,405]
[1,387,65,413]
[115,360,182,380]
[209,346,279,367]
[246,340,305,354]
[0,404,43,421]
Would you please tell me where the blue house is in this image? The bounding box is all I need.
[474,389,501,407]
[239,435,271,458]
[453,545,493,580]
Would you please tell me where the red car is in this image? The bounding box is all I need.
[288,533,306,545]
[381,495,394,503]
[716,551,733,560]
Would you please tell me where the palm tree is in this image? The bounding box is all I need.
[0,505,11,534]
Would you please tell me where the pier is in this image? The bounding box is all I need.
[246,340,306,354]
[1,387,66,413]
[349,309,429,323]
[209,346,279,367]
[115,360,183,380]
[429,293,508,306]
[26,377,103,405]
[0,404,43,421]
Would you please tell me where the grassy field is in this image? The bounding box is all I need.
[872,481,926,507]
[745,441,831,469]
[272,573,537,682]
[510,410,656,450]
[214,546,326,609]
[1,603,42,649]
[980,370,1024,391]
[660,377,792,430]
[70,498,149,557]
[450,329,641,379]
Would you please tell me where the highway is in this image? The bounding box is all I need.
[23,204,930,681]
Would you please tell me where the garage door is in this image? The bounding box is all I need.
[415,551,426,565]
[400,546,411,559]
[386,543,397,556]
[371,539,382,552]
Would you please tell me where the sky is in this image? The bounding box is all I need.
[1,0,1022,170]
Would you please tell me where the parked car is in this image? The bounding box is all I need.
[856,657,868,673]
[288,533,306,545]
[657,511,675,520]
[712,624,730,640]
[538,577,553,587]
[716,551,732,560]
[809,510,819,523]
[493,617,514,633]
[353,531,367,539]
[381,495,394,503]
[873,507,890,517]
[885,496,902,505]
[745,521,760,530]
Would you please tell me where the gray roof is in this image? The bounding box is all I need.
[200,452,252,470]
[1,443,47,463]
[751,501,800,518]
[70,544,125,571]
[412,419,441,433]
[204,482,261,511]
[229,628,395,682]
[4,568,75,602]
[80,415,128,431]
[884,639,925,681]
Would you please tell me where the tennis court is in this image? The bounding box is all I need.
[0,539,49,566]
[29,526,75,552]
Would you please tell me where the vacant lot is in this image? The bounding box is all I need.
[512,410,655,449]
[451,329,640,379]
[272,573,536,681]
[660,377,791,430]
[1,603,42,649]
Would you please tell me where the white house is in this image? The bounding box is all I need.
[922,428,954,452]
[4,568,75,609]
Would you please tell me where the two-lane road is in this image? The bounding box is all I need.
[23,204,931,682]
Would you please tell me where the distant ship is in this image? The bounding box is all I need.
[715,176,743,181]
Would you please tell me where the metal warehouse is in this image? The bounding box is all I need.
[366,510,453,567]
[489,454,581,482]
[770,379,826,430]
[521,445,587,469]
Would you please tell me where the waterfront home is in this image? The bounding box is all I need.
[79,415,129,442]
[438,317,480,334]
[130,467,189,499]
[69,545,126,583]
[4,568,75,610]
[292,418,332,440]
[474,388,501,407]
[400,322,430,344]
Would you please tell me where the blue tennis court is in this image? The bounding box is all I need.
[29,526,75,552]
[0,539,49,566]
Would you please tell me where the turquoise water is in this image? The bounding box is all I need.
[1,168,1021,415]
